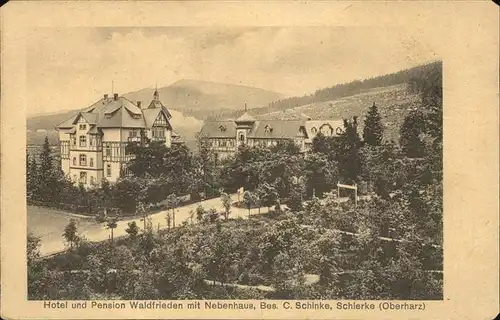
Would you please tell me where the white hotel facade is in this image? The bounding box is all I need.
[56,90,180,188]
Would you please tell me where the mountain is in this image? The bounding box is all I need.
[26,79,285,146]
[123,79,285,120]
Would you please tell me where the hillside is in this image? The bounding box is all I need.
[213,61,440,121]
[26,79,283,146]
[257,84,420,142]
[123,79,284,120]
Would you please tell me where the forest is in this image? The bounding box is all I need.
[27,61,443,300]
[208,61,441,121]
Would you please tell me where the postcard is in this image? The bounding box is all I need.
[1,1,498,319]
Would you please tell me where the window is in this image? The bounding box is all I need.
[90,176,95,185]
[89,158,94,167]
[152,127,164,138]
[311,127,317,134]
[80,172,87,184]
[72,157,76,165]
[106,164,111,177]
[71,136,76,146]
[129,129,138,137]
[89,137,94,146]
[264,125,273,133]
[79,154,87,166]
[105,144,111,157]
[219,125,226,132]
[79,135,86,147]
[239,133,245,142]
[79,124,86,130]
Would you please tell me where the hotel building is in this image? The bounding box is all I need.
[199,111,344,159]
[56,90,179,188]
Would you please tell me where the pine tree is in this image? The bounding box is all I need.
[27,155,40,200]
[39,136,53,183]
[38,136,56,201]
[400,109,427,158]
[363,102,384,146]
[336,117,362,183]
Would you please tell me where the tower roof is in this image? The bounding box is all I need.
[235,111,256,123]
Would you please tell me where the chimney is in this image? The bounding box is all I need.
[104,94,108,100]
[113,93,118,101]
[137,101,142,108]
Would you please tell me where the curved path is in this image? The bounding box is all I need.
[32,194,275,257]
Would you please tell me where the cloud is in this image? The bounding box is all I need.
[27,27,438,115]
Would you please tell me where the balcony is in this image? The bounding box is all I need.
[69,143,102,151]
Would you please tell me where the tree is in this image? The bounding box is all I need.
[39,136,54,182]
[166,193,180,228]
[400,109,427,158]
[125,221,139,240]
[363,102,384,146]
[288,183,304,213]
[38,136,61,202]
[220,192,232,220]
[106,217,118,243]
[199,222,234,285]
[242,191,254,216]
[27,233,41,264]
[257,182,279,212]
[408,61,442,142]
[335,117,362,183]
[27,155,39,201]
[111,177,143,214]
[194,132,218,197]
[62,219,79,248]
[303,153,338,198]
[196,205,206,222]
[166,211,172,230]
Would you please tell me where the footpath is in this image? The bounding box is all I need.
[39,193,274,257]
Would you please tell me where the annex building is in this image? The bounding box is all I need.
[56,90,181,188]
[200,110,344,159]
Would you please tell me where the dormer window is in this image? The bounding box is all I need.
[311,127,318,134]
[219,125,227,132]
[264,125,273,133]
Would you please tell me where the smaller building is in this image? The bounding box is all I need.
[199,111,344,159]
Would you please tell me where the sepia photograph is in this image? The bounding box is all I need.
[1,1,498,319]
[25,26,443,301]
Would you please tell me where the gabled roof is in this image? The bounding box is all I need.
[56,94,176,132]
[57,114,78,129]
[200,118,344,141]
[98,106,145,128]
[249,120,306,139]
[200,121,237,138]
[59,127,76,134]
[75,112,98,125]
[141,108,172,129]
[305,120,344,135]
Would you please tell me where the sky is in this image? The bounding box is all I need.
[26,27,439,115]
